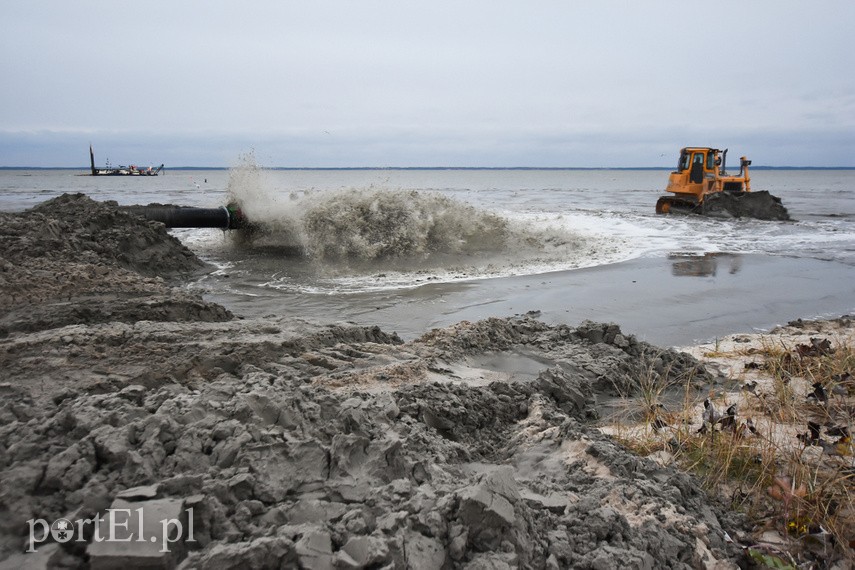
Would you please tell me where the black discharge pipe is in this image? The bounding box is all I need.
[120,205,248,230]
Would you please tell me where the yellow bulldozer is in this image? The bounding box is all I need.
[655,147,751,214]
[655,147,790,220]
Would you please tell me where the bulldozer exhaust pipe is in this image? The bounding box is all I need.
[121,205,247,230]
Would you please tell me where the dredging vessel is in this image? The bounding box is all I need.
[89,145,164,176]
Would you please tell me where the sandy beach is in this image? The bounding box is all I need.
[1,194,853,568]
[247,253,853,349]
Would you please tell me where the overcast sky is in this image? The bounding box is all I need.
[2,1,854,167]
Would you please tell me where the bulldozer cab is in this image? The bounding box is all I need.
[678,148,716,184]
[667,147,722,201]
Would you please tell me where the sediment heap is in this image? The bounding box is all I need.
[701,190,791,221]
[0,193,230,336]
[0,194,745,568]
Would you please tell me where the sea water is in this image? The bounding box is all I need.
[1,166,853,344]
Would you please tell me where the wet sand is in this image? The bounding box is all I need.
[214,253,855,347]
[422,253,855,346]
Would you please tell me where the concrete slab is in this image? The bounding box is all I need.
[88,497,187,570]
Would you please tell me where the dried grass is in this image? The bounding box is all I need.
[604,328,855,566]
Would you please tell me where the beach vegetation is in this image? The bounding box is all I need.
[606,334,855,566]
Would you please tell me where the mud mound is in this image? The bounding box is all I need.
[0,314,744,568]
[0,194,231,334]
[418,316,712,395]
[21,193,207,277]
[701,190,791,221]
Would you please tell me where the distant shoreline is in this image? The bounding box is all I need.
[2,166,855,171]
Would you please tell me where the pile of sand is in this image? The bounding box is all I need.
[0,194,230,336]
[1,314,742,568]
[701,191,791,221]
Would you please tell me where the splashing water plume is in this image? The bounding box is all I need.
[302,189,511,260]
[224,154,602,284]
[226,152,305,253]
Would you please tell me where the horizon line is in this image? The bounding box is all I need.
[2,165,855,171]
